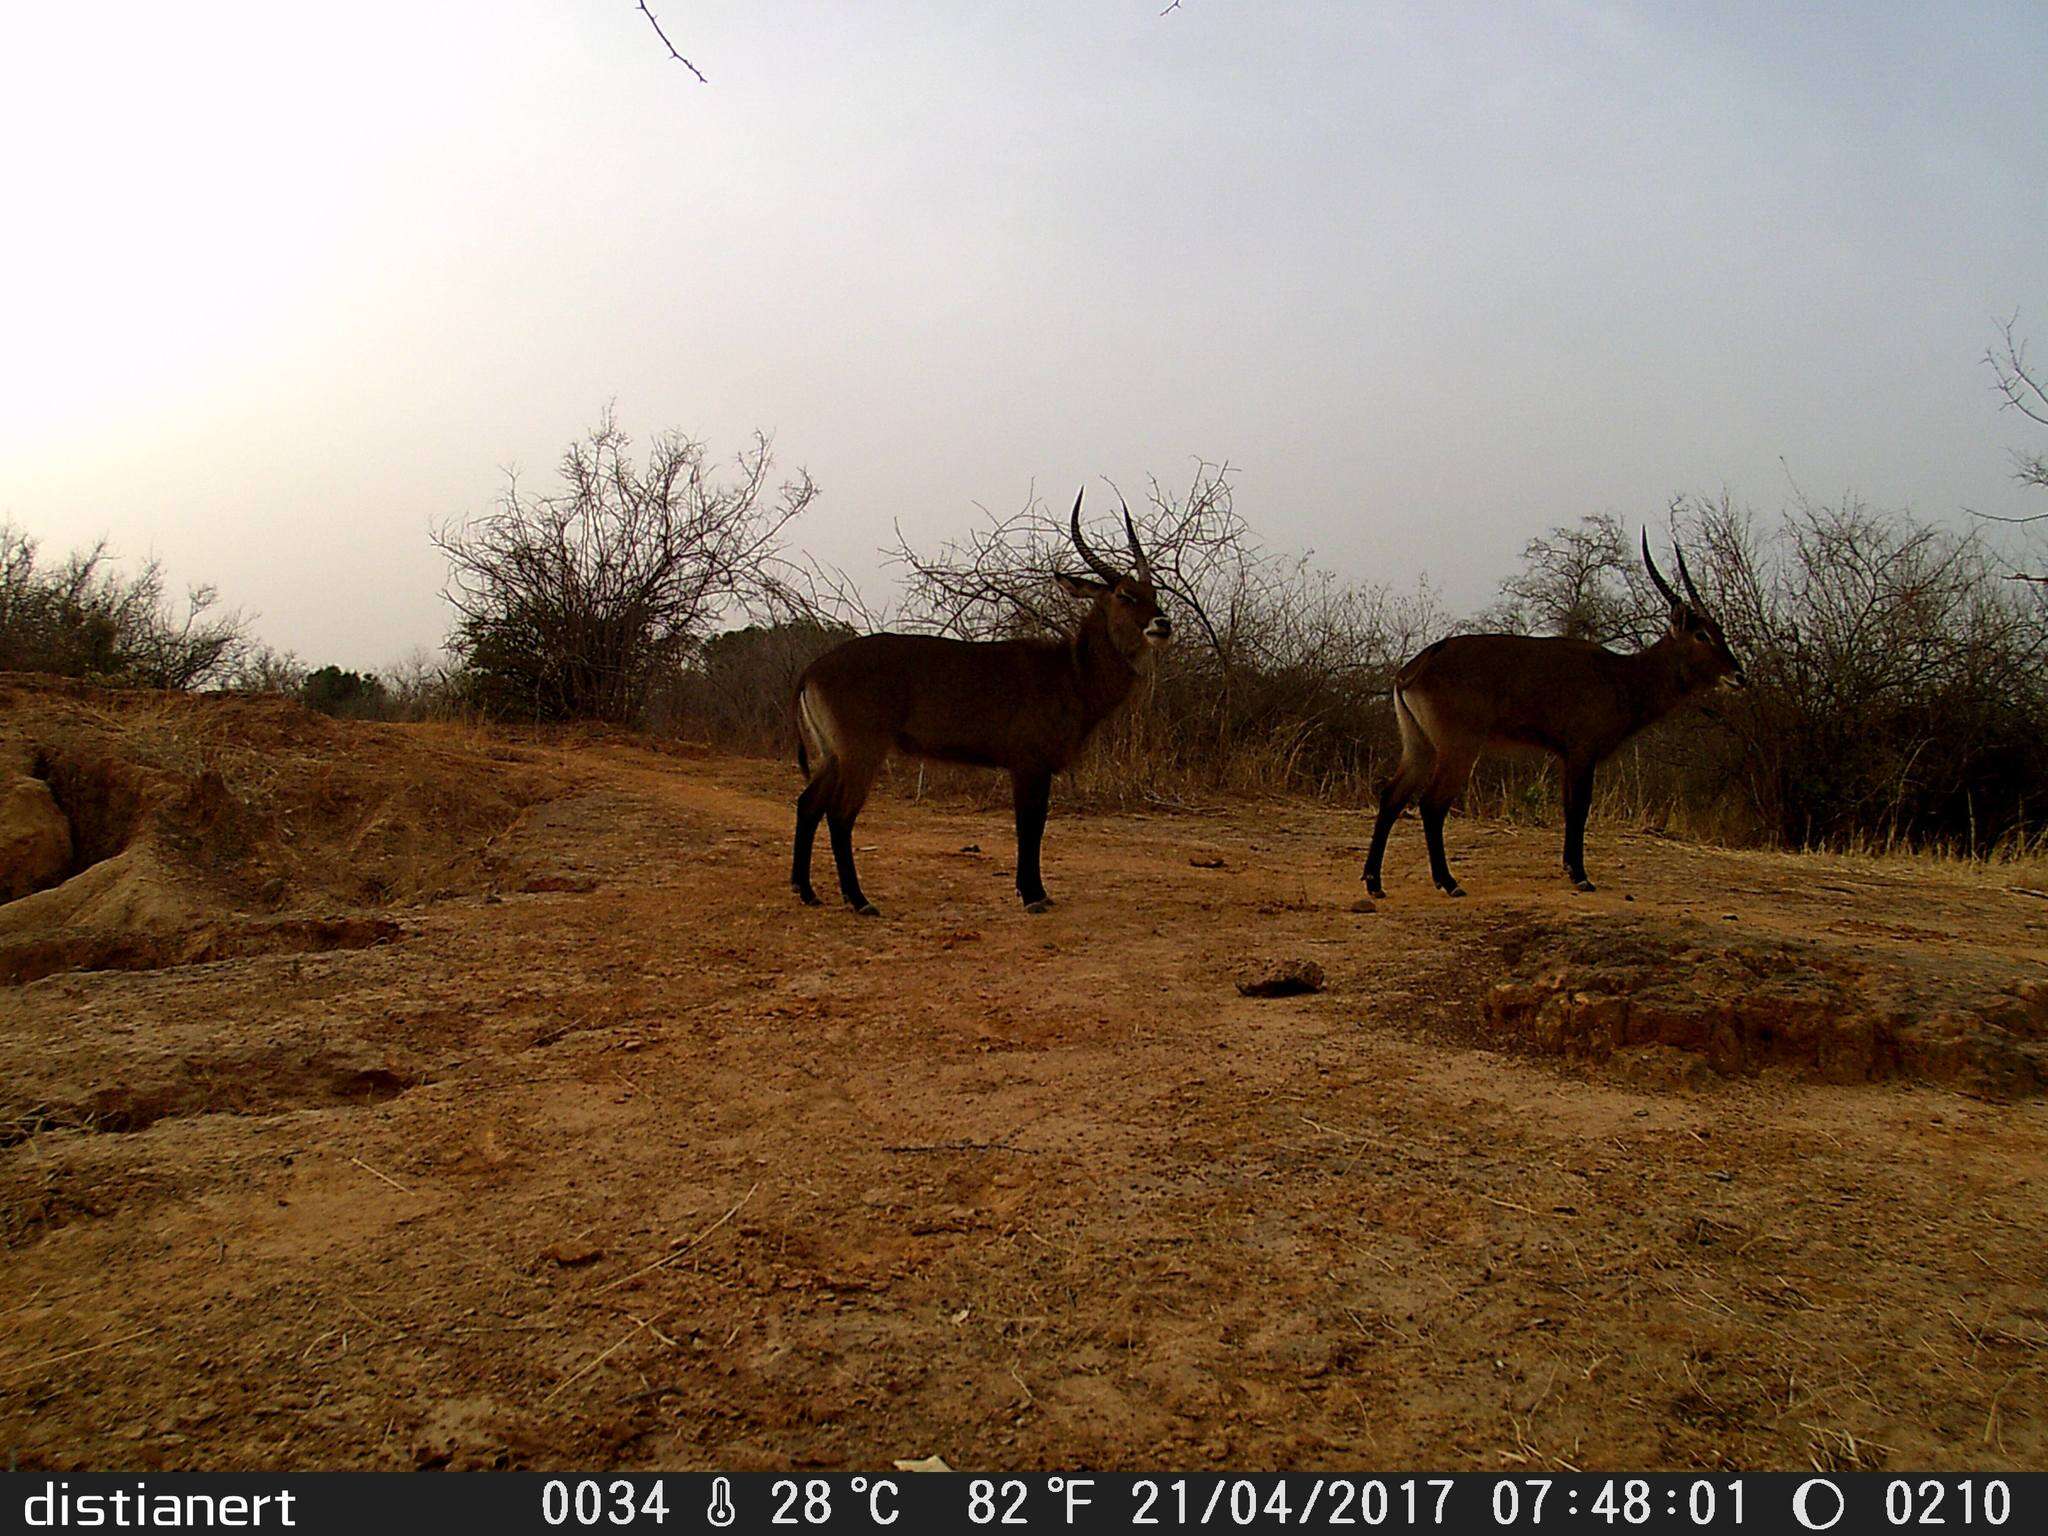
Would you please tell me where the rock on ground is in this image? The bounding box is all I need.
[1236,957,1325,997]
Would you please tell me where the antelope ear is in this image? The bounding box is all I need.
[1055,572,1108,599]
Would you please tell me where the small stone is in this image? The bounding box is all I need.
[1348,897,1377,914]
[1236,959,1325,998]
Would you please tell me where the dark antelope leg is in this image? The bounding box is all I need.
[1420,747,1476,898]
[1363,764,1423,897]
[791,769,830,905]
[818,754,882,917]
[826,807,877,916]
[1562,761,1597,892]
[1419,799,1464,897]
[1011,769,1054,912]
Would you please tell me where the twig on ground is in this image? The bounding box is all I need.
[5,1325,159,1380]
[543,1317,649,1404]
[627,1313,682,1349]
[348,1155,413,1195]
[594,1181,760,1296]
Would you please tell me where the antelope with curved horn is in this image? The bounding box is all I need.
[792,489,1171,916]
[1362,531,1745,898]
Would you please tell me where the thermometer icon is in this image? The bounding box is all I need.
[707,1476,736,1528]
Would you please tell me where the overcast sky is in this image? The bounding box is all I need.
[3,2,2044,668]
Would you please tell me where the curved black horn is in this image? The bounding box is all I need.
[1068,488,1121,583]
[1673,542,1707,610]
[1120,497,1153,582]
[1641,528,1681,609]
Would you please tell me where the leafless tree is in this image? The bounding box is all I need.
[375,647,470,722]
[1489,512,1664,644]
[434,409,818,722]
[222,644,307,695]
[1983,313,2048,584]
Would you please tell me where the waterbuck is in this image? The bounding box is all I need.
[1362,532,1745,898]
[791,490,1170,916]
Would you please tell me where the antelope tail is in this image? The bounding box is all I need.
[1391,681,1437,774]
[794,681,841,776]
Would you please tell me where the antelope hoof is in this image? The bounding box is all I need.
[853,901,881,918]
[1572,878,1596,893]
[794,884,823,907]
[1023,897,1053,914]
[1364,877,1386,899]
[1439,882,1467,899]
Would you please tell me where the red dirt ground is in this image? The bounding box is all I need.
[2,684,2044,1472]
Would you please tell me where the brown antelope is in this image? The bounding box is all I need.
[1363,532,1744,898]
[791,490,1170,916]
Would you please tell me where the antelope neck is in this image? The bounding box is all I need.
[1069,611,1140,722]
[1620,631,1709,716]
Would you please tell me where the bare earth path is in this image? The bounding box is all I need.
[3,730,2045,1471]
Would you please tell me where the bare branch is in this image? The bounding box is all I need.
[636,1,708,84]
[1988,313,2048,429]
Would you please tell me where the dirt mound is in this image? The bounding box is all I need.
[0,675,565,984]
[1484,912,2048,1097]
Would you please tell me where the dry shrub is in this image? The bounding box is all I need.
[0,523,251,688]
[434,409,819,723]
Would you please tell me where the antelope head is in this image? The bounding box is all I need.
[1642,530,1745,689]
[1055,489,1171,660]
